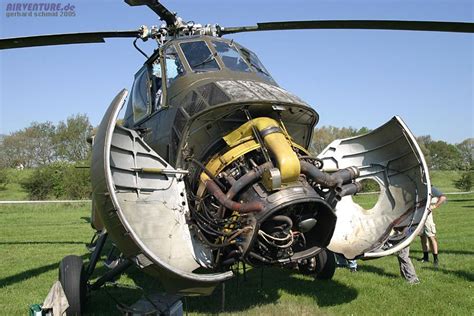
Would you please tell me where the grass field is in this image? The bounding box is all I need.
[1,192,473,315]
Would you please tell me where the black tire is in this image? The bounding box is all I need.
[59,255,86,315]
[315,250,336,280]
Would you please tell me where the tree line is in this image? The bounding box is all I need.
[1,116,471,171]
[0,116,472,198]
[311,126,473,171]
[0,114,92,168]
[0,114,93,199]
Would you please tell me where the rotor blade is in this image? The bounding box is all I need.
[0,30,140,50]
[125,0,177,26]
[220,20,474,35]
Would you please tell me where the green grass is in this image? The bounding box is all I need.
[0,168,33,200]
[1,194,473,315]
[430,170,467,192]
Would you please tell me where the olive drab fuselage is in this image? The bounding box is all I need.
[123,35,318,171]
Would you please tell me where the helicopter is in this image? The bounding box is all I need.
[1,0,473,314]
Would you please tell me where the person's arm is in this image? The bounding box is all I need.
[432,194,446,210]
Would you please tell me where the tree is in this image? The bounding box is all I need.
[54,114,93,162]
[416,135,432,168]
[1,129,36,168]
[0,168,9,190]
[0,122,56,167]
[425,140,463,170]
[453,171,473,192]
[0,114,93,167]
[310,126,371,155]
[21,161,91,200]
[456,138,473,170]
[25,122,57,165]
[21,162,66,199]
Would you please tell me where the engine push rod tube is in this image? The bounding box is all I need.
[337,182,363,199]
[226,162,273,200]
[217,161,272,217]
[205,180,264,213]
[300,161,360,188]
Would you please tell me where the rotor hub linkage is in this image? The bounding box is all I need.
[138,21,221,44]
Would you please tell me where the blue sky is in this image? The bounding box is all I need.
[0,0,472,144]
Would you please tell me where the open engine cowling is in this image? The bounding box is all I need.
[91,90,232,296]
[318,116,431,259]
[91,89,430,296]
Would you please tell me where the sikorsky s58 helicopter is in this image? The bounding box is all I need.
[1,0,473,314]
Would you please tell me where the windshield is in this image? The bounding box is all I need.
[180,41,220,73]
[164,45,185,87]
[212,40,250,72]
[235,44,275,83]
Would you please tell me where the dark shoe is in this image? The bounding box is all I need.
[409,278,420,285]
[433,261,439,269]
[418,258,430,263]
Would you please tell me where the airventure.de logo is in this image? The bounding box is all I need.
[5,2,76,17]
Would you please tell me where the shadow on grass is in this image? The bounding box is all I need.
[0,261,59,288]
[84,266,148,315]
[447,198,474,203]
[422,266,474,282]
[85,284,144,315]
[0,241,85,245]
[410,249,474,256]
[1,250,358,314]
[0,253,89,288]
[88,266,358,314]
[183,267,358,313]
[357,265,399,278]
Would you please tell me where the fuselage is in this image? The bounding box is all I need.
[122,35,319,171]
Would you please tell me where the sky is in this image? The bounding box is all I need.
[0,0,472,144]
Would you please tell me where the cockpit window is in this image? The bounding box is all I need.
[131,68,150,122]
[236,44,275,83]
[180,41,220,73]
[164,45,185,88]
[212,41,250,72]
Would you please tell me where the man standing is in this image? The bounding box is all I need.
[390,227,420,284]
[398,246,420,284]
[419,186,446,267]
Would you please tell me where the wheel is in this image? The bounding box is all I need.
[59,255,86,315]
[314,249,336,280]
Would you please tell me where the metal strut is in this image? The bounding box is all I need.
[89,259,133,291]
[84,230,134,292]
[86,231,108,279]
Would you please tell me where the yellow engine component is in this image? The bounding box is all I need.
[198,139,260,197]
[198,117,301,197]
[224,117,301,183]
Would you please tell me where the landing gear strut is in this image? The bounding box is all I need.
[58,231,133,315]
